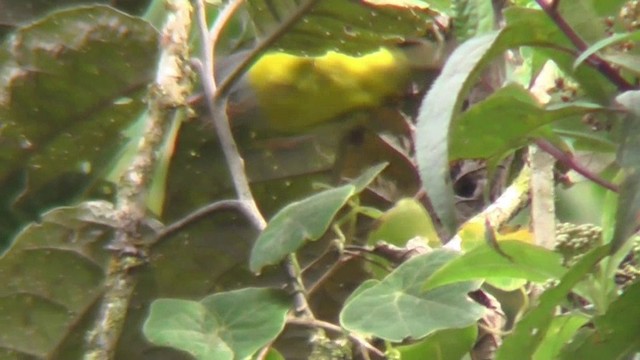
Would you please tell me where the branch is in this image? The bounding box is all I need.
[287,317,385,358]
[535,0,633,91]
[195,1,259,212]
[209,0,245,70]
[534,138,618,192]
[194,0,316,320]
[185,0,323,109]
[529,145,556,249]
[446,163,532,252]
[152,199,254,244]
[84,1,193,358]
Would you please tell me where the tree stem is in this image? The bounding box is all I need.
[84,1,193,358]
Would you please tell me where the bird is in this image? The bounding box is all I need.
[216,40,452,133]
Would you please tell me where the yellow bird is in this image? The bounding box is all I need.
[220,41,450,133]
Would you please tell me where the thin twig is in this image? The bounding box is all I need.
[534,138,619,192]
[209,0,245,70]
[152,199,252,244]
[306,253,349,296]
[535,0,633,91]
[214,0,323,99]
[285,254,315,318]
[194,1,263,222]
[287,317,385,358]
[254,344,272,360]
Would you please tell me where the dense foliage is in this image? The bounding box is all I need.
[1,0,640,359]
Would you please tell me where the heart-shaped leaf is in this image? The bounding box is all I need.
[0,201,114,357]
[250,164,386,273]
[144,288,290,360]
[340,249,485,341]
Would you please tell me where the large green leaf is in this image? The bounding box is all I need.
[340,250,485,341]
[144,288,290,360]
[504,8,615,103]
[559,281,640,359]
[610,91,640,255]
[552,118,618,154]
[0,201,114,358]
[416,32,500,234]
[591,0,629,16]
[495,245,610,360]
[423,241,566,291]
[533,314,590,360]
[423,0,453,16]
[452,0,496,41]
[557,0,607,44]
[0,5,159,242]
[246,0,438,55]
[0,1,151,31]
[416,18,541,234]
[450,84,604,160]
[416,6,613,234]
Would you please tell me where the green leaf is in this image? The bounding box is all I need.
[452,0,496,41]
[368,198,440,247]
[552,122,617,154]
[147,114,184,216]
[611,91,640,255]
[450,84,604,160]
[486,277,528,292]
[422,0,453,16]
[495,245,610,360]
[246,0,439,55]
[601,53,640,75]
[557,0,607,44]
[0,5,158,239]
[559,282,640,360]
[249,164,386,273]
[144,299,233,360]
[343,278,380,304]
[417,5,617,234]
[351,162,389,193]
[261,348,285,360]
[423,241,566,291]
[533,314,590,360]
[416,32,499,234]
[249,184,354,273]
[416,10,572,234]
[0,201,114,357]
[0,5,157,187]
[601,171,623,245]
[591,0,629,16]
[0,0,125,28]
[574,31,640,69]
[504,8,615,103]
[144,288,290,360]
[340,250,485,341]
[396,326,477,360]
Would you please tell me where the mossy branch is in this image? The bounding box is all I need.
[84,1,193,358]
